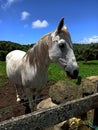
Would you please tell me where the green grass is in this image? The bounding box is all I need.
[0,61,6,77]
[48,63,66,81]
[0,61,8,86]
[0,60,98,86]
[78,60,98,77]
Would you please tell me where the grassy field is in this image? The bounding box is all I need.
[0,60,98,86]
[49,60,98,81]
[78,60,98,77]
[0,61,6,77]
[0,61,8,86]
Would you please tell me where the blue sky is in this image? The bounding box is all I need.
[0,0,98,44]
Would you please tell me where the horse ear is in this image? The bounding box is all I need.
[57,18,64,33]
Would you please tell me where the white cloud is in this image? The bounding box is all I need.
[1,0,21,9]
[76,36,98,44]
[21,11,30,20]
[32,20,49,28]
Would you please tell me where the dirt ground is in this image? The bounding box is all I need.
[0,80,50,122]
[0,80,94,130]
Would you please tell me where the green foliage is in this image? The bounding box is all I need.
[0,40,98,61]
[0,41,34,61]
[73,43,98,61]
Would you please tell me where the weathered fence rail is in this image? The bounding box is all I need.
[0,92,98,130]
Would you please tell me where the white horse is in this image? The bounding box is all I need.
[6,18,79,112]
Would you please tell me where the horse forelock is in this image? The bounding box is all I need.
[51,27,72,49]
[60,28,73,49]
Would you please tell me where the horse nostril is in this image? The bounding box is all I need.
[73,69,79,78]
[66,68,79,79]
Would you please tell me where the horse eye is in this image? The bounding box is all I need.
[59,43,65,49]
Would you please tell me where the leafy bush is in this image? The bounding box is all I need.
[0,40,98,61]
[0,41,33,61]
[73,43,98,61]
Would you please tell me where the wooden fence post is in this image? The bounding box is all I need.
[93,80,98,126]
[1,93,98,130]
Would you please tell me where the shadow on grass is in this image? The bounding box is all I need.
[83,61,98,65]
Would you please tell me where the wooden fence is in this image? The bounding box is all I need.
[0,81,98,130]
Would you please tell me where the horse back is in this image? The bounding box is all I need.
[6,50,26,83]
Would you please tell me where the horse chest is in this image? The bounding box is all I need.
[34,73,48,89]
[22,67,48,90]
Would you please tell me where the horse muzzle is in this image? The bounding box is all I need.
[66,68,79,79]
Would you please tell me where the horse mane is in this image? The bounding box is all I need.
[24,33,52,67]
[24,27,72,66]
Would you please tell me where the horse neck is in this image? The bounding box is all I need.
[25,34,51,71]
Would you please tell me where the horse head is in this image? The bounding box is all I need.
[48,18,79,79]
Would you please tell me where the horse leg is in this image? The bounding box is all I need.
[33,90,41,105]
[15,84,21,102]
[21,99,31,114]
[25,87,35,112]
[15,84,27,102]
